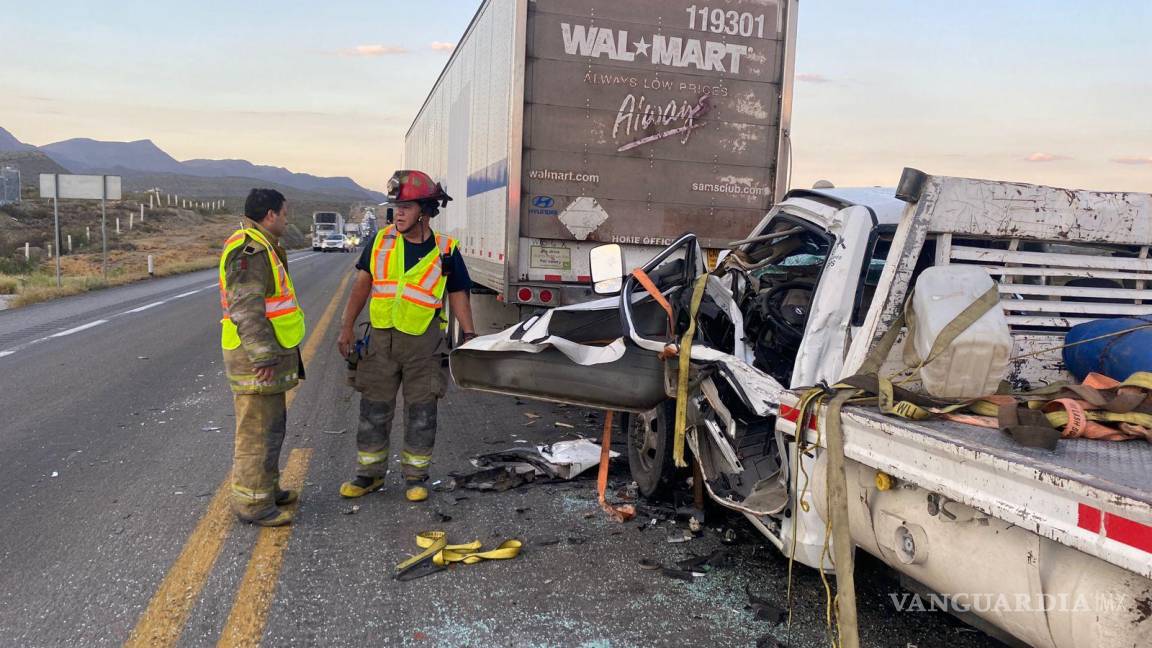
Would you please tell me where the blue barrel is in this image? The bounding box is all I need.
[1063,317,1152,382]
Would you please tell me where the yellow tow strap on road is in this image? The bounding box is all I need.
[394,531,522,581]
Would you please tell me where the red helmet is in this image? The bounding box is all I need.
[385,170,452,207]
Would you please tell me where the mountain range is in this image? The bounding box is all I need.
[0,126,385,202]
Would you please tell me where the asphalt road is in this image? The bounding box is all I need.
[0,252,1001,648]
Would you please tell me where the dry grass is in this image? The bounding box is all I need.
[0,276,19,295]
[3,215,241,308]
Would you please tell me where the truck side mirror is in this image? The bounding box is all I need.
[590,244,625,295]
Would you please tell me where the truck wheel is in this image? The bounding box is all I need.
[627,400,679,499]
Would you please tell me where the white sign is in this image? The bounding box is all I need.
[39,174,122,200]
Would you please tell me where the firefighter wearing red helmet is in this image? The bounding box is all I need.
[336,170,476,503]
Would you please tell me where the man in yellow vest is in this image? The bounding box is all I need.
[336,170,476,503]
[219,188,306,526]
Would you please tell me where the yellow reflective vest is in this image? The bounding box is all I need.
[368,226,457,335]
[218,228,306,350]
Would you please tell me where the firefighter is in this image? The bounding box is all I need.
[219,188,306,526]
[337,170,476,503]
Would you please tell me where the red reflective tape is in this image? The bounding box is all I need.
[499,254,504,261]
[544,274,563,282]
[1078,504,1152,553]
[1078,503,1102,533]
[779,405,818,431]
[1105,513,1152,554]
[577,275,592,283]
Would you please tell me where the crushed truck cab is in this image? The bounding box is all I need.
[451,169,1152,648]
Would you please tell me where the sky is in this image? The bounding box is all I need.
[1,0,1149,193]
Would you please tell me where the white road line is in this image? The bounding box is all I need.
[48,319,108,338]
[291,253,320,263]
[171,289,204,299]
[122,301,166,314]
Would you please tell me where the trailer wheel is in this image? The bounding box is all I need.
[627,400,679,499]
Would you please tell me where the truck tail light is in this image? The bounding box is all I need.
[538,289,554,304]
[517,287,534,303]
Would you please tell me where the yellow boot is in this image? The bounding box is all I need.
[340,476,386,498]
[405,482,429,502]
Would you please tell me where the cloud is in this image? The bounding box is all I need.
[430,41,456,52]
[1025,152,1069,162]
[1113,156,1152,165]
[341,44,408,57]
[797,73,831,83]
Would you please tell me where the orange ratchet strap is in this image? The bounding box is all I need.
[597,411,635,522]
[631,268,674,332]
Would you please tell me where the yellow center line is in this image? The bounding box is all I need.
[216,448,313,648]
[216,270,352,647]
[125,270,352,648]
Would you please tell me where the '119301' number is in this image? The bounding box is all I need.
[686,5,766,38]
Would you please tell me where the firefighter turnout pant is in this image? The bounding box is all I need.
[231,392,288,520]
[352,325,448,482]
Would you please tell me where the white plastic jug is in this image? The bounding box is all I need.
[910,265,1012,398]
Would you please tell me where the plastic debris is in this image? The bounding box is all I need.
[554,422,575,429]
[676,549,729,572]
[747,586,786,624]
[50,471,58,477]
[323,428,347,435]
[201,426,222,432]
[666,530,695,543]
[463,439,618,490]
[343,505,361,515]
[455,465,536,492]
[660,567,703,581]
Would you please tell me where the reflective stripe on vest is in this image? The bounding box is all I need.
[219,228,306,350]
[367,226,457,335]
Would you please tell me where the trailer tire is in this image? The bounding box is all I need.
[627,400,679,499]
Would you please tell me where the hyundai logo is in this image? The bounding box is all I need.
[533,195,554,208]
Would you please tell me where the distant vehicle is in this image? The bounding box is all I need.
[343,222,361,247]
[405,0,796,342]
[311,211,344,251]
[319,231,352,253]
